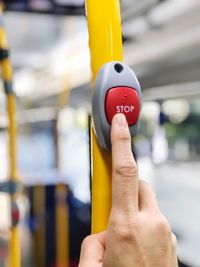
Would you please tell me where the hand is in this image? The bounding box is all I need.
[79,113,178,267]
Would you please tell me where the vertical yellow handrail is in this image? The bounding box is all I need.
[0,5,21,267]
[55,87,71,267]
[85,0,123,233]
[55,184,69,267]
[32,186,46,267]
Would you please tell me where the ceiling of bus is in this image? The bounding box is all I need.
[0,0,200,113]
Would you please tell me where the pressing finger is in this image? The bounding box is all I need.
[111,113,139,215]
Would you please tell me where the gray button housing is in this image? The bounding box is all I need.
[92,61,142,151]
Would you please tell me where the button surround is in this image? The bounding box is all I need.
[92,61,142,150]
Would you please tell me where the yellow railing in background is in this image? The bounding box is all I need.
[32,186,46,267]
[0,5,21,267]
[85,0,123,233]
[55,87,71,267]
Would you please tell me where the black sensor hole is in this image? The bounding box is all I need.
[114,63,124,73]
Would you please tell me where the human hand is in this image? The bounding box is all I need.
[79,113,178,267]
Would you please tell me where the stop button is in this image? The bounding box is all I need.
[105,86,140,126]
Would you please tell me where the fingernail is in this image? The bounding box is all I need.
[114,113,127,127]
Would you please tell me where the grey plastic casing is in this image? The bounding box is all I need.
[92,61,142,151]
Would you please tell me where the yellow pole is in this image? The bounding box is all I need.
[85,0,123,233]
[32,186,46,267]
[55,87,70,267]
[0,5,21,267]
[55,184,69,267]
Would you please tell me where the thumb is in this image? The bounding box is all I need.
[79,231,107,267]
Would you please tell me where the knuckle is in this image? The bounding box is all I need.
[118,132,131,143]
[115,226,136,243]
[81,235,93,250]
[171,233,178,249]
[112,132,130,146]
[115,159,137,177]
[109,216,138,243]
[153,216,171,237]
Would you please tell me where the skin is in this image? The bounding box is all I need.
[79,113,178,267]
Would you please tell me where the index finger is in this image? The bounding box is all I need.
[111,113,139,215]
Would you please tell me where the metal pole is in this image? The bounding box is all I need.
[0,5,21,267]
[85,0,123,233]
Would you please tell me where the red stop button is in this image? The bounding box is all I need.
[105,86,140,126]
